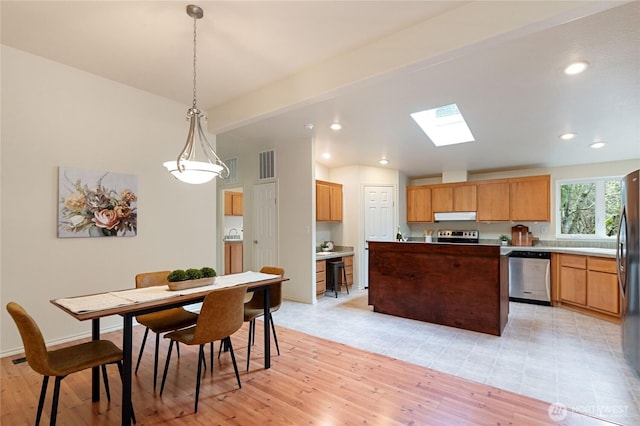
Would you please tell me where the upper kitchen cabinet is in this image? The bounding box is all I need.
[224,191,243,216]
[476,181,510,222]
[509,175,550,222]
[408,174,551,223]
[454,185,477,212]
[316,180,343,221]
[431,184,477,213]
[407,186,432,222]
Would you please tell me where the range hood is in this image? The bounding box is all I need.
[433,211,477,222]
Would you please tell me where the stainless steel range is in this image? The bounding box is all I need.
[437,230,479,244]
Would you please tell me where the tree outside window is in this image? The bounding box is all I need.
[558,177,621,238]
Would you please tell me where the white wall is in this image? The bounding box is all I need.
[217,134,314,304]
[329,165,400,289]
[1,47,220,356]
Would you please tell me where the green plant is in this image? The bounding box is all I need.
[185,268,203,280]
[499,234,510,241]
[167,269,188,282]
[167,267,216,282]
[200,267,216,277]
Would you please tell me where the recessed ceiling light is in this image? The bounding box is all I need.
[322,152,331,159]
[410,103,475,147]
[559,133,576,140]
[330,122,342,131]
[590,141,606,149]
[378,158,389,165]
[564,61,589,75]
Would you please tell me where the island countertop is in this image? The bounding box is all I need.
[367,241,508,336]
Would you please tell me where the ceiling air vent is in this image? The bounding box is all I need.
[259,149,275,180]
[223,157,238,184]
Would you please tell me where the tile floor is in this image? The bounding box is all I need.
[273,289,640,425]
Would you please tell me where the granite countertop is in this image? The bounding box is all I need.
[315,250,355,260]
[499,245,616,258]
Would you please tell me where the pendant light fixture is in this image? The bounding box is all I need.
[163,4,229,184]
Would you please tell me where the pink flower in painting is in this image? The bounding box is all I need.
[92,209,120,230]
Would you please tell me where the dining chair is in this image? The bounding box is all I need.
[134,270,199,390]
[6,302,135,425]
[244,266,284,371]
[159,285,246,413]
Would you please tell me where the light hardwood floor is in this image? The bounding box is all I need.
[1,321,619,425]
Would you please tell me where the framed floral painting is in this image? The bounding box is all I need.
[58,167,137,238]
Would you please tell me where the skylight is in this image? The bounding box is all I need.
[410,103,475,147]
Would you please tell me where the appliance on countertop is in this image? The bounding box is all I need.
[511,224,539,246]
[619,169,640,376]
[433,211,477,222]
[436,230,479,244]
[508,250,551,305]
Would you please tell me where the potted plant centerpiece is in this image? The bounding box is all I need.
[167,267,217,290]
[499,235,510,246]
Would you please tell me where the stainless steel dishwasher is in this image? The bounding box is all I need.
[508,251,551,305]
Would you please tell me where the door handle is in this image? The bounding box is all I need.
[253,240,258,244]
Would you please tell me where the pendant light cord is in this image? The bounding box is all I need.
[192,15,198,110]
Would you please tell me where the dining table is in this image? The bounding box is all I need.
[51,271,288,426]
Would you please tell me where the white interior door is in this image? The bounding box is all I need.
[363,185,395,287]
[253,181,278,270]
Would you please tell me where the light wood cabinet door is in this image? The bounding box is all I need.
[316,180,343,221]
[587,270,619,315]
[510,175,550,222]
[224,191,243,216]
[342,255,354,288]
[316,260,326,295]
[431,186,453,213]
[476,182,510,221]
[224,242,243,275]
[330,185,343,221]
[316,182,332,221]
[224,192,233,216]
[560,266,587,306]
[407,186,432,222]
[453,185,477,212]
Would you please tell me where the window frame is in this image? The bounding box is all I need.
[555,175,622,240]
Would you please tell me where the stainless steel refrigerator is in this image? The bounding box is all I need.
[619,169,640,376]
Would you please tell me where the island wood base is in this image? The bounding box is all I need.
[368,242,508,336]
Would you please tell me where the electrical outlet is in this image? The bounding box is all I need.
[540,224,549,234]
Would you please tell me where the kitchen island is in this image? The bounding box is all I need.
[368,241,508,336]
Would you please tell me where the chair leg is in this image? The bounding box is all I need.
[116,361,137,424]
[246,320,253,371]
[153,333,160,391]
[194,345,205,413]
[50,376,63,426]
[269,313,280,356]
[210,342,214,375]
[342,266,349,294]
[101,364,111,402]
[226,337,242,389]
[135,327,149,374]
[159,340,174,396]
[36,376,49,426]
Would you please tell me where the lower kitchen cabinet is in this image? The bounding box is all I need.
[557,254,620,321]
[316,254,354,296]
[340,255,354,290]
[224,242,243,275]
[316,260,326,296]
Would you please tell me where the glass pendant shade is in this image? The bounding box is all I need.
[164,107,227,184]
[164,4,228,184]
